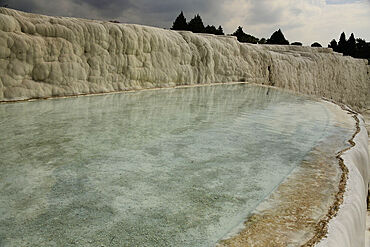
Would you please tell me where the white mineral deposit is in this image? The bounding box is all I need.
[0,7,369,247]
[0,8,368,110]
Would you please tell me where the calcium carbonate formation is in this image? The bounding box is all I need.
[0,8,369,111]
[0,7,369,247]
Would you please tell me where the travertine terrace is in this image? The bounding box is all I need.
[0,7,369,247]
[0,8,369,111]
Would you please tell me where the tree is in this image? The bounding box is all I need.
[355,38,370,61]
[171,11,188,31]
[356,38,366,46]
[328,39,338,51]
[311,42,322,47]
[266,29,289,45]
[188,14,205,33]
[258,38,267,44]
[170,12,223,36]
[204,25,217,35]
[232,26,259,44]
[337,32,346,53]
[328,34,370,62]
[216,25,224,35]
[347,33,356,56]
[291,42,302,46]
[355,38,366,58]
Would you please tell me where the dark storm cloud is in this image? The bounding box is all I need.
[72,0,131,9]
[135,0,211,13]
[8,0,225,26]
[70,0,133,17]
[9,0,131,17]
[133,0,226,24]
[70,0,211,14]
[7,0,38,13]
[79,0,224,20]
[7,0,370,44]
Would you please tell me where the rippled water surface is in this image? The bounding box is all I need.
[0,84,351,246]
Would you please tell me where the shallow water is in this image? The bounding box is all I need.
[0,84,352,246]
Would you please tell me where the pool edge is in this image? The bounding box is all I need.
[314,104,369,247]
[217,99,369,246]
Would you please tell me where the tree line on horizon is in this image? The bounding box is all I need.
[329,32,370,61]
[171,11,370,62]
[171,11,224,35]
[171,12,290,45]
[171,12,320,46]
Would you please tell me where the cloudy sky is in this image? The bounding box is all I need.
[6,0,370,45]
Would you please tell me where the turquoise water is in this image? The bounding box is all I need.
[0,84,348,246]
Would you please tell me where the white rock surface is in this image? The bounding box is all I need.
[0,7,369,246]
[316,113,369,247]
[0,8,369,111]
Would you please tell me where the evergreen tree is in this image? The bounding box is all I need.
[328,39,338,51]
[204,25,217,35]
[232,26,259,44]
[232,26,244,38]
[188,14,205,33]
[354,38,370,62]
[171,11,188,31]
[328,34,369,62]
[337,32,346,53]
[291,42,302,46]
[170,12,223,36]
[311,42,322,47]
[216,25,224,35]
[266,29,289,45]
[356,38,366,47]
[355,38,366,58]
[203,25,224,35]
[258,38,267,44]
[347,33,356,56]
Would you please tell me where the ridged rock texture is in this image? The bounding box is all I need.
[0,8,369,111]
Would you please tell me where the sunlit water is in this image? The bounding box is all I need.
[0,84,352,246]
